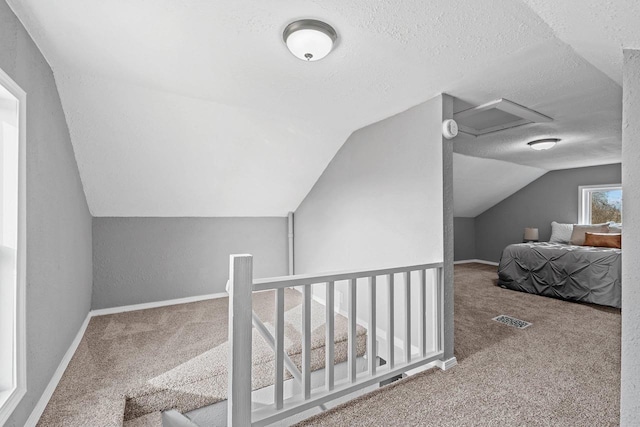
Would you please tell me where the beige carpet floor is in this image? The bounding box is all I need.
[37,288,366,426]
[296,263,621,426]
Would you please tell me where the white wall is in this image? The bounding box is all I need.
[295,97,444,272]
[621,49,640,426]
[294,96,445,361]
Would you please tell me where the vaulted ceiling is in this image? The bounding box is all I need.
[6,0,639,216]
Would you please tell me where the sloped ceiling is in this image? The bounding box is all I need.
[453,154,546,218]
[5,0,637,216]
[450,40,622,171]
[521,0,640,85]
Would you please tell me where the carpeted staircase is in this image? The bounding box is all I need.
[38,289,366,426]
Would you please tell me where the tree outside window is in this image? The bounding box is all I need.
[590,190,622,224]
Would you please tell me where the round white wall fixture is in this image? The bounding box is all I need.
[442,119,459,139]
[528,138,560,150]
[283,20,338,61]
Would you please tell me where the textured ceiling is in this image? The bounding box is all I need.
[5,0,635,216]
[450,40,622,170]
[521,0,640,85]
[453,154,546,218]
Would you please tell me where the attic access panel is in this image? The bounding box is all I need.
[454,98,552,136]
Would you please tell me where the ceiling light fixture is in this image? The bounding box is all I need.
[527,138,560,151]
[283,19,337,62]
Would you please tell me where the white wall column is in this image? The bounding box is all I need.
[441,94,455,360]
[621,48,640,426]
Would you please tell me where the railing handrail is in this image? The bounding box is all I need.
[252,261,444,291]
[228,254,448,427]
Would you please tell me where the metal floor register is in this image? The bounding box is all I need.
[492,315,532,329]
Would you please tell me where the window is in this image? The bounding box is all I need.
[578,184,622,225]
[0,67,26,425]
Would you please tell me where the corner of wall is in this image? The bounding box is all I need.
[621,48,640,426]
[441,93,455,361]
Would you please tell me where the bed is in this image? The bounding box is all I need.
[497,242,621,308]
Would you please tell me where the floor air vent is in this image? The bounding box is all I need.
[492,315,532,329]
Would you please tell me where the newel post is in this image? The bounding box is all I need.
[228,254,253,427]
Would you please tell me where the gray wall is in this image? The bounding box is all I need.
[474,163,621,263]
[294,96,451,358]
[621,49,640,426]
[1,2,93,426]
[92,217,288,309]
[453,217,476,261]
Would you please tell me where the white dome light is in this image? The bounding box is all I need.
[527,138,560,151]
[283,20,337,62]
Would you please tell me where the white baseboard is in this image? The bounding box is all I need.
[454,259,499,266]
[90,292,228,317]
[25,313,92,427]
[434,356,458,371]
[26,292,229,425]
[27,288,451,425]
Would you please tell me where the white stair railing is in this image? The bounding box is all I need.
[227,254,446,427]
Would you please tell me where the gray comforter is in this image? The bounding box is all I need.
[497,242,621,308]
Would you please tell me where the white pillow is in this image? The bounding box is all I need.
[549,221,574,244]
[608,221,622,233]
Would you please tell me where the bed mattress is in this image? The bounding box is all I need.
[497,242,621,308]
